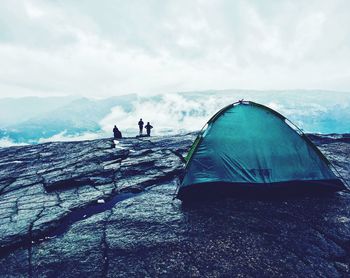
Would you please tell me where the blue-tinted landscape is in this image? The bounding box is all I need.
[1,1,350,276]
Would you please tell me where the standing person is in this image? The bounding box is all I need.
[145,122,153,137]
[138,118,144,135]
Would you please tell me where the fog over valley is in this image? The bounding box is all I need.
[0,90,349,147]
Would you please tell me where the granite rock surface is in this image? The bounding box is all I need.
[0,133,349,277]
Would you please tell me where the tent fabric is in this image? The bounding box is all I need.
[178,101,345,199]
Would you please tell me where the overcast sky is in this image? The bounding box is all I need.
[0,0,350,98]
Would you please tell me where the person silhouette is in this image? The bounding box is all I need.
[138,118,144,135]
[145,122,153,137]
[113,125,122,139]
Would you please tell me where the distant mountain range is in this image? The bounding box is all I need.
[0,95,136,144]
[0,90,349,146]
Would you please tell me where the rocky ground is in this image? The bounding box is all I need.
[0,133,349,277]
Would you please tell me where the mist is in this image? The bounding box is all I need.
[0,90,349,147]
[99,91,350,137]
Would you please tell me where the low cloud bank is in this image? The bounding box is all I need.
[100,92,350,135]
[1,91,349,146]
[100,94,237,136]
[0,138,28,148]
[38,131,103,143]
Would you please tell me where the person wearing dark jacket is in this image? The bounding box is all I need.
[138,119,144,135]
[145,122,153,137]
[113,125,122,139]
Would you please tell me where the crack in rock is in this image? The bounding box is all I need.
[101,210,113,278]
[28,208,45,278]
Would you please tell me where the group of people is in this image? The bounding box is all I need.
[138,118,153,136]
[112,118,153,139]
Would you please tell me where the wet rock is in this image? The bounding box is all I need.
[0,133,349,277]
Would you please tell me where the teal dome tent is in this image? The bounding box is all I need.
[177,101,346,200]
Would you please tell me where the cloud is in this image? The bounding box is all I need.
[38,131,102,143]
[0,0,350,98]
[1,90,349,144]
[99,94,228,135]
[0,137,27,148]
[100,91,350,135]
